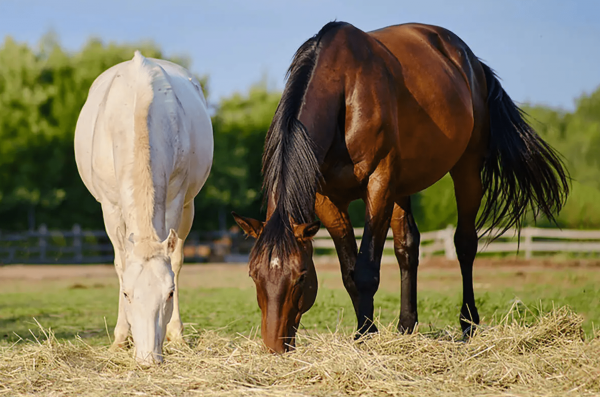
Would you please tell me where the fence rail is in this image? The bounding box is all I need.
[0,225,114,264]
[1,225,600,265]
[313,226,600,261]
[0,225,252,265]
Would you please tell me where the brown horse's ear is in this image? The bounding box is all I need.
[293,220,321,241]
[231,212,264,239]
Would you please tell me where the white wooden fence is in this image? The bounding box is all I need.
[0,225,114,264]
[0,225,242,265]
[312,226,600,261]
[2,225,600,264]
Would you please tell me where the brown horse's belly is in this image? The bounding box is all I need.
[392,120,473,196]
[320,162,364,197]
[394,158,456,196]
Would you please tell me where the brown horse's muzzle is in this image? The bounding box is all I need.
[261,307,300,354]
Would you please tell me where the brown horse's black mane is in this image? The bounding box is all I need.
[253,21,348,262]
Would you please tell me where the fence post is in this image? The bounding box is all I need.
[73,224,83,262]
[523,227,533,259]
[39,224,48,262]
[443,224,456,260]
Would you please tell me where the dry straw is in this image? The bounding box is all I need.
[1,304,598,396]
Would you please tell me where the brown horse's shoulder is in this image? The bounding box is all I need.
[320,23,384,59]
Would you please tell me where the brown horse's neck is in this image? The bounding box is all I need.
[261,22,348,230]
[265,67,342,225]
[298,75,342,166]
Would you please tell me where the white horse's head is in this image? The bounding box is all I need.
[118,228,178,365]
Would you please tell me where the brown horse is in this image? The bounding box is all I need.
[232,21,569,353]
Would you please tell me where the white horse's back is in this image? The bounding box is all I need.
[75,51,212,238]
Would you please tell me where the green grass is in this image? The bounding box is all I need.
[1,266,598,346]
[302,283,600,336]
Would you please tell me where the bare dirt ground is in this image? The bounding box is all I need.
[1,257,599,294]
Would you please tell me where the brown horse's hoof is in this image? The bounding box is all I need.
[461,324,478,340]
[354,323,379,341]
[398,315,418,334]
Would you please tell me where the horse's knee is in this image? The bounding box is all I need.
[353,264,380,296]
[395,227,420,270]
[407,226,421,250]
[166,318,184,342]
[171,261,183,277]
[341,271,356,292]
[454,229,477,263]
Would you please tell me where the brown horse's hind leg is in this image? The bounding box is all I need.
[353,172,395,336]
[391,198,420,333]
[315,193,360,313]
[450,154,484,336]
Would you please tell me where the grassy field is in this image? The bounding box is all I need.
[1,258,600,343]
[1,258,599,395]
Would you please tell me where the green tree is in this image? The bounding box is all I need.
[194,83,281,230]
[0,33,200,230]
[522,90,600,230]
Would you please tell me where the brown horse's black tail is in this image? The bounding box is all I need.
[477,62,570,237]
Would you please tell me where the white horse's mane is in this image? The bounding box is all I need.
[130,51,161,257]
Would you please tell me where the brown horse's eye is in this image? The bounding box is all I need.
[296,274,306,285]
[168,290,174,299]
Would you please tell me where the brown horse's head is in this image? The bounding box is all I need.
[232,212,320,353]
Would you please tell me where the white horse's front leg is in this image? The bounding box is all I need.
[101,202,130,349]
[112,260,130,348]
[166,202,194,343]
[166,237,185,343]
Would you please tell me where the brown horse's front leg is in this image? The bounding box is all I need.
[314,193,360,314]
[353,176,394,336]
[391,198,420,333]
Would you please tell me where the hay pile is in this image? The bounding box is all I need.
[1,306,598,396]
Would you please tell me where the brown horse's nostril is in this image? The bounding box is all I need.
[266,343,285,354]
[264,334,295,354]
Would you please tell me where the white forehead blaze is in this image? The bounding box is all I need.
[270,257,281,269]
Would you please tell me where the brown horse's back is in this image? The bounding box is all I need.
[358,24,488,194]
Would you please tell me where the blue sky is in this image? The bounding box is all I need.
[1,0,598,110]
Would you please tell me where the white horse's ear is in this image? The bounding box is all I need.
[163,229,178,256]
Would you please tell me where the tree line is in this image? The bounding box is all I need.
[0,35,598,232]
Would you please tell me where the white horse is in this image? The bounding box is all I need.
[74,51,213,364]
